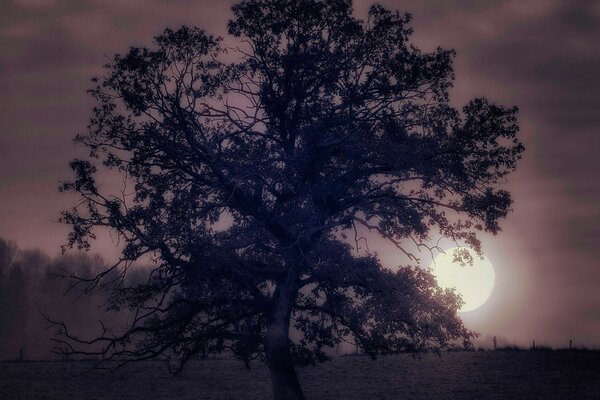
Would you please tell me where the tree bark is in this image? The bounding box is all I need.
[265,255,305,400]
[265,323,305,400]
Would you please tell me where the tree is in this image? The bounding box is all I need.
[55,1,523,399]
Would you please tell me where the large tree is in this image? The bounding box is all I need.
[56,1,523,399]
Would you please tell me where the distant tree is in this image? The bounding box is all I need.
[0,238,124,360]
[0,241,28,358]
[55,1,523,399]
[0,238,18,276]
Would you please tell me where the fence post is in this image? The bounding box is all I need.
[532,340,536,350]
[569,339,572,350]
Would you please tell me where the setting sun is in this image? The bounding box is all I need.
[429,248,496,313]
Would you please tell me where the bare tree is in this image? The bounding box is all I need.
[54,1,523,399]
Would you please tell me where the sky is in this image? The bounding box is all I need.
[0,0,599,349]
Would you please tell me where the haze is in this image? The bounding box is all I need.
[0,0,599,350]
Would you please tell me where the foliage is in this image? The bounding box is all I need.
[56,0,523,398]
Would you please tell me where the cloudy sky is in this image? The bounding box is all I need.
[1,0,599,348]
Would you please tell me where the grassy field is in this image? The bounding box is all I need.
[1,351,599,399]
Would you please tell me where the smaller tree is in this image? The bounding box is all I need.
[53,1,523,399]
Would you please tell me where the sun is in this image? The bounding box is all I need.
[428,247,496,313]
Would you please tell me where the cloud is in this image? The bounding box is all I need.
[11,0,60,9]
[2,20,39,39]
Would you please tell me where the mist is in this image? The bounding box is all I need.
[0,238,143,360]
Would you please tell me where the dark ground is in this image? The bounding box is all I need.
[1,351,599,399]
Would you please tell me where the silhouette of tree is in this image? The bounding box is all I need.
[55,1,523,399]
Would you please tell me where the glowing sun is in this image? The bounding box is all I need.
[429,247,496,313]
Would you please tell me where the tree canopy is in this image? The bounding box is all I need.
[56,1,523,399]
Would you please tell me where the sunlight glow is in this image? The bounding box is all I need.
[429,247,496,313]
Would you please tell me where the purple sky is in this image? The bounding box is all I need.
[1,0,599,348]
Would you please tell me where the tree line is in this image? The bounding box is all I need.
[0,238,143,360]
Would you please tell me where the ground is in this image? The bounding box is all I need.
[1,351,599,399]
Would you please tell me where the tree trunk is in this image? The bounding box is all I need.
[265,326,305,400]
[265,256,305,400]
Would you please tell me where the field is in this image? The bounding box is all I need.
[2,351,600,399]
